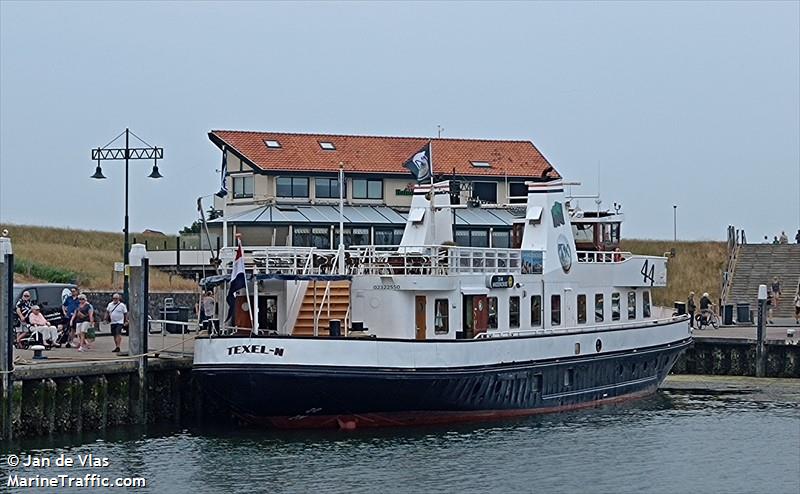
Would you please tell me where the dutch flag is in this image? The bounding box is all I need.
[225,239,246,323]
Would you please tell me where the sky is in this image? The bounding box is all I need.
[1,1,798,241]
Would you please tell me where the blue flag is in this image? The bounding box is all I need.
[215,147,228,198]
[403,142,432,183]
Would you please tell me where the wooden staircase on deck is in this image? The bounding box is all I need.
[292,280,351,336]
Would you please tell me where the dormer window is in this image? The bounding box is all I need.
[471,161,491,168]
[264,140,281,149]
[319,141,336,150]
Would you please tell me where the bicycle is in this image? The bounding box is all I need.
[695,310,719,330]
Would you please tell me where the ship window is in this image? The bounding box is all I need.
[564,368,574,387]
[509,296,520,328]
[277,177,309,198]
[488,297,498,329]
[434,299,449,334]
[577,294,587,324]
[551,294,561,326]
[643,291,651,318]
[595,293,604,322]
[232,175,254,199]
[628,291,637,319]
[530,295,541,327]
[574,342,581,355]
[612,292,621,321]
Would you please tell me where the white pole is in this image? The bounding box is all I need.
[338,162,345,274]
[222,218,228,248]
[429,140,435,242]
[252,265,259,336]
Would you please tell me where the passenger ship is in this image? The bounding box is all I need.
[193,179,691,429]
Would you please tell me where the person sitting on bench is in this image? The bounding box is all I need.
[28,305,60,348]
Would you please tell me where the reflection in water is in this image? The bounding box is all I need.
[4,392,799,494]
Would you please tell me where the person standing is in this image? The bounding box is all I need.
[105,292,128,353]
[199,290,217,332]
[794,287,800,325]
[62,287,80,348]
[772,236,779,244]
[687,292,697,328]
[779,231,788,244]
[14,290,33,347]
[795,229,800,244]
[766,290,774,325]
[771,276,782,309]
[71,294,94,352]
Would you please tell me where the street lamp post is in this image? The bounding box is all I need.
[91,128,163,304]
[673,204,677,242]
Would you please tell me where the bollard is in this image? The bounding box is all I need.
[1,236,14,441]
[128,244,150,423]
[756,284,767,377]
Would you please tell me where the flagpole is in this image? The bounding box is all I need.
[252,264,259,336]
[338,162,345,275]
[237,235,254,335]
[429,140,435,243]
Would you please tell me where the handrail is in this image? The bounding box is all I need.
[720,240,740,306]
[312,249,341,335]
[575,250,631,263]
[282,248,316,334]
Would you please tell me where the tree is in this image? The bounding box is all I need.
[180,207,222,234]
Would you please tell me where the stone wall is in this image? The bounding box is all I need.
[84,291,200,321]
[672,340,800,377]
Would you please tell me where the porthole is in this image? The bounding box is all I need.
[595,339,602,352]
[574,342,581,355]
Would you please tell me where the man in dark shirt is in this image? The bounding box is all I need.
[687,292,697,328]
[15,291,32,326]
[62,287,80,347]
[699,292,713,324]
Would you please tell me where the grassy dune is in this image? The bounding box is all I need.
[1,224,195,291]
[621,239,727,307]
[1,224,727,302]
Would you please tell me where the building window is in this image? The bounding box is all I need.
[232,175,254,199]
[612,292,621,321]
[551,294,561,326]
[509,296,520,328]
[595,293,604,322]
[333,227,370,248]
[577,294,587,324]
[472,182,497,203]
[509,182,527,204]
[352,179,383,199]
[491,229,511,248]
[374,227,404,245]
[530,295,541,327]
[470,161,491,168]
[434,299,449,334]
[318,141,336,150]
[628,291,637,319]
[455,229,489,247]
[488,297,498,329]
[643,291,651,318]
[277,177,309,198]
[292,227,330,248]
[315,178,343,199]
[264,139,281,148]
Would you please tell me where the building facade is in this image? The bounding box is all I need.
[208,130,559,248]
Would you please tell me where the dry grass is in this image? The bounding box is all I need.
[1,224,195,291]
[621,239,728,307]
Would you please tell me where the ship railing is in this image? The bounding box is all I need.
[221,246,340,275]
[346,245,522,276]
[575,250,632,263]
[474,313,688,339]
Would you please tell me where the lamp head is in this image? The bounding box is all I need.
[148,164,163,179]
[91,165,106,179]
